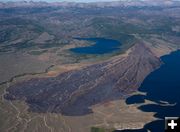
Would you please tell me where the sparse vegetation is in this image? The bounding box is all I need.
[91,127,115,132]
[91,127,106,132]
[0,1,180,132]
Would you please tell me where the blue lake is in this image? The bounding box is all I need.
[118,50,180,132]
[70,38,121,54]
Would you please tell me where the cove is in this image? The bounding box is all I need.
[117,50,180,132]
[70,38,121,54]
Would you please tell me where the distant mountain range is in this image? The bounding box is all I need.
[1,0,180,8]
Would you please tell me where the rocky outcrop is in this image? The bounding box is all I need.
[4,43,161,116]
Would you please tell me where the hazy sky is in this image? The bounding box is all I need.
[0,0,130,2]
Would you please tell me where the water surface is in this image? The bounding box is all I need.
[70,38,121,54]
[119,50,180,132]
